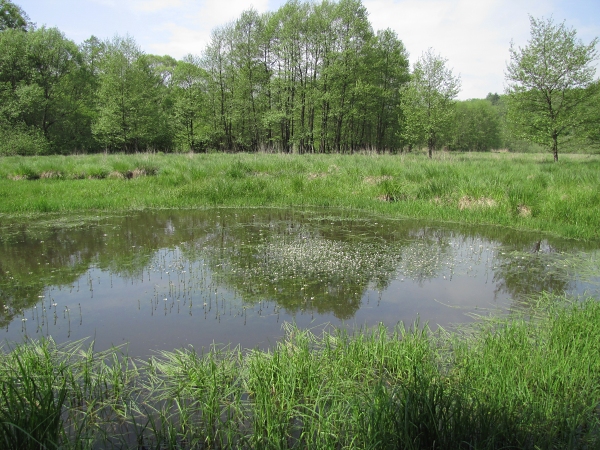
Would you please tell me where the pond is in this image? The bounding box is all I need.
[1,208,598,357]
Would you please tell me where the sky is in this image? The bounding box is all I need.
[16,0,600,100]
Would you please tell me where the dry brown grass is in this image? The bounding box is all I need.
[518,205,532,217]
[431,196,450,206]
[131,168,147,178]
[458,196,497,210]
[108,171,125,179]
[376,194,393,202]
[40,171,62,179]
[363,175,393,185]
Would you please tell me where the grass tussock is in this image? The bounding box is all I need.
[1,295,599,449]
[0,152,599,240]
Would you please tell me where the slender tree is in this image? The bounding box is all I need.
[171,55,209,151]
[203,24,237,150]
[505,16,599,162]
[231,9,268,151]
[400,49,461,158]
[371,29,410,151]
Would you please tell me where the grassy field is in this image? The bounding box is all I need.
[0,151,599,240]
[1,295,599,449]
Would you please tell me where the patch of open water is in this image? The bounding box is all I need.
[1,208,598,357]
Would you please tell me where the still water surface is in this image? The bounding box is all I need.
[1,208,598,357]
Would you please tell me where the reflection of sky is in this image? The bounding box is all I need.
[367,272,509,326]
[352,242,510,331]
[3,215,599,358]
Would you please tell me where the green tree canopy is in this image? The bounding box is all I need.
[0,27,91,154]
[400,49,461,157]
[92,36,163,152]
[170,55,209,151]
[0,0,30,31]
[449,99,502,151]
[505,16,599,161]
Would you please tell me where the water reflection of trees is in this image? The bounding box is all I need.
[0,224,99,327]
[0,210,597,326]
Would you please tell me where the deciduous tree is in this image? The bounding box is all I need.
[400,49,460,157]
[505,16,599,161]
[93,36,162,152]
[0,0,30,31]
[0,27,90,154]
[171,55,209,151]
[449,99,502,151]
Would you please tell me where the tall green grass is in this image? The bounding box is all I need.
[1,295,599,449]
[0,152,599,239]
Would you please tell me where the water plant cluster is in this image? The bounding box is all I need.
[1,152,599,240]
[259,236,397,280]
[1,296,599,449]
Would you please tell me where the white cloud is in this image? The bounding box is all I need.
[197,0,270,27]
[364,0,556,98]
[91,0,183,11]
[149,23,210,57]
[147,0,269,58]
[131,0,184,12]
[90,0,117,5]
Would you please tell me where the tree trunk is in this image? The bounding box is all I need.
[189,118,194,151]
[552,132,558,162]
[428,137,434,158]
